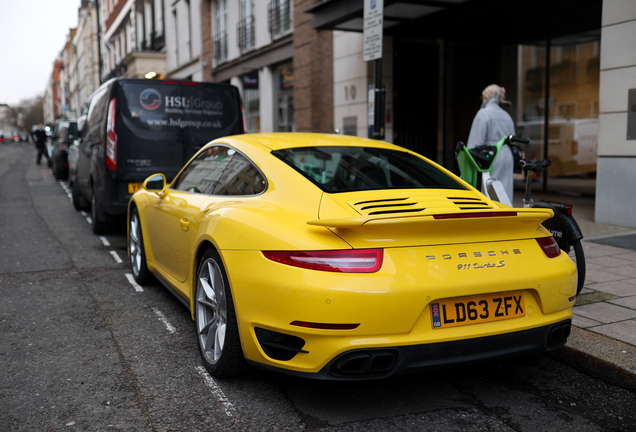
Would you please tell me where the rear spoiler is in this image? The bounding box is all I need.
[307,208,554,228]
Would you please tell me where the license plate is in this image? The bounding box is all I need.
[128,183,143,194]
[431,291,525,329]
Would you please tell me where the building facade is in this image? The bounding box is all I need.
[59,29,77,120]
[43,0,635,228]
[100,0,167,81]
[43,57,64,125]
[164,0,204,80]
[69,0,101,116]
[202,0,299,133]
[595,0,636,227]
[0,104,14,133]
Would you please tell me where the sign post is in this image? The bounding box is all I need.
[364,0,385,140]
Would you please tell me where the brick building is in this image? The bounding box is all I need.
[200,0,333,133]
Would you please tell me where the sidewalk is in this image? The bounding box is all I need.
[513,188,636,391]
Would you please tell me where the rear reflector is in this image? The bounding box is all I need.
[263,249,383,273]
[536,237,561,258]
[290,321,359,330]
[434,212,517,220]
[565,205,573,216]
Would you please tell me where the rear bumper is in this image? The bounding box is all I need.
[247,320,571,381]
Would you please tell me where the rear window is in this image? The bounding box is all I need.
[119,82,241,138]
[272,146,465,193]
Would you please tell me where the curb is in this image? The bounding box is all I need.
[550,326,636,392]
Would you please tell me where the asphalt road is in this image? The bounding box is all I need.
[1,141,636,431]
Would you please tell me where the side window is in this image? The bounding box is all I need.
[214,153,266,195]
[171,145,266,196]
[85,85,109,144]
[171,146,234,194]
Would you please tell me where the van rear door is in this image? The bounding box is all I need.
[115,81,243,181]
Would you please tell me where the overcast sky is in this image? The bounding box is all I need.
[0,0,82,106]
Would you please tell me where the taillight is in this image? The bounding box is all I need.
[564,205,573,216]
[537,237,561,258]
[262,249,383,273]
[105,97,117,172]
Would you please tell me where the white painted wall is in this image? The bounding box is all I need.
[332,31,393,142]
[254,0,272,50]
[259,66,275,133]
[165,0,203,79]
[595,0,636,227]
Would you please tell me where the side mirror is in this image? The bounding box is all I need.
[143,173,167,196]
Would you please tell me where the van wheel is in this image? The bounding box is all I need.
[91,191,110,234]
[54,163,64,181]
[72,179,89,211]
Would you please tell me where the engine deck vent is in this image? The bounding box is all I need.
[351,197,426,216]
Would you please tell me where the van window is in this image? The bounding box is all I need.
[86,85,110,143]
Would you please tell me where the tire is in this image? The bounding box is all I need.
[572,239,586,296]
[54,162,64,180]
[72,178,89,211]
[129,208,152,284]
[91,190,110,234]
[195,248,248,378]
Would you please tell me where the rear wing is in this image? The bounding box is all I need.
[307,208,556,248]
[307,208,553,228]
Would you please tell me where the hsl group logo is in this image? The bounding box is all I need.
[139,88,162,110]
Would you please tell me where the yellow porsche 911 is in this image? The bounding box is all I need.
[128,133,576,380]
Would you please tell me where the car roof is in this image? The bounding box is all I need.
[230,133,407,152]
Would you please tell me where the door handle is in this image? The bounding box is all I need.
[180,217,190,231]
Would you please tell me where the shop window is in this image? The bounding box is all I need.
[518,35,600,178]
[243,72,260,133]
[276,64,294,132]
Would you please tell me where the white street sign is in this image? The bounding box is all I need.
[363,0,383,62]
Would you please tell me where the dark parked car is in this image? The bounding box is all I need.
[73,77,245,233]
[50,120,78,180]
[68,115,86,190]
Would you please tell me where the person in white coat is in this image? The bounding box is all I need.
[467,84,516,201]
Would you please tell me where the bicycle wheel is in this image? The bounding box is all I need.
[572,239,586,296]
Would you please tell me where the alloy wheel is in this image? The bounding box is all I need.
[129,213,142,277]
[196,258,227,365]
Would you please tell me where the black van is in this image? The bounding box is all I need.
[72,78,244,233]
